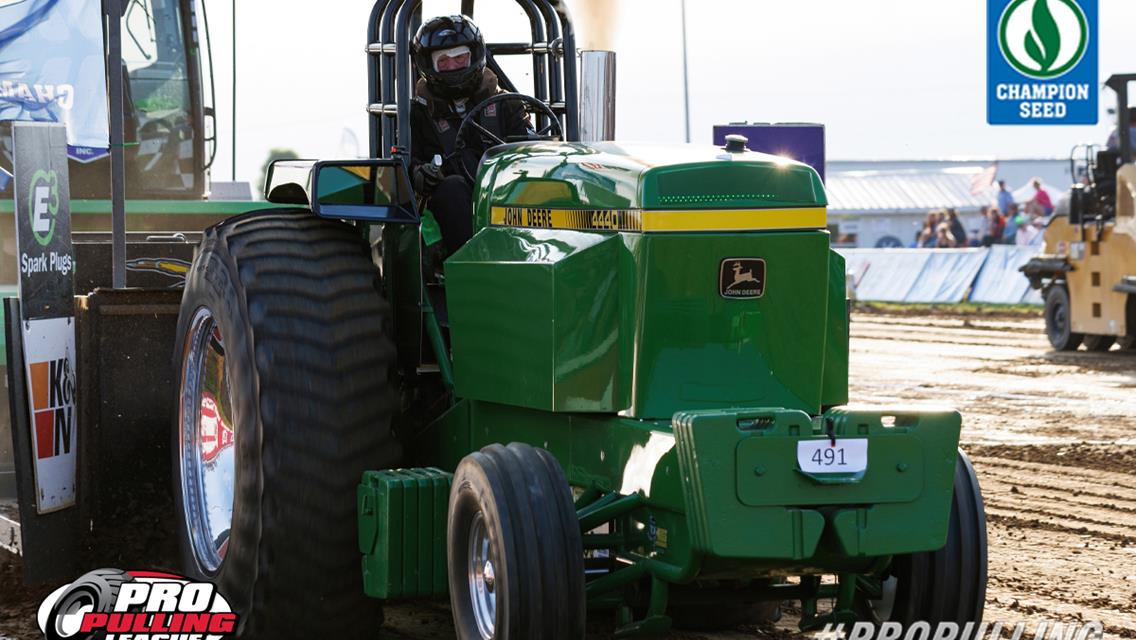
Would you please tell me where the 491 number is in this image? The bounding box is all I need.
[811,447,847,467]
[797,438,869,474]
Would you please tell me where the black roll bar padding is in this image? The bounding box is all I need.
[367,0,388,159]
[551,0,579,140]
[395,0,418,156]
[380,0,402,157]
[534,0,563,107]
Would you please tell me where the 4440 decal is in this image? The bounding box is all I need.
[37,570,237,640]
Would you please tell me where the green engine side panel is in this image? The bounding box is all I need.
[446,228,835,418]
[821,250,849,407]
[357,468,452,600]
[628,231,830,418]
[446,227,624,411]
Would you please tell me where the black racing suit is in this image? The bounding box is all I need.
[410,69,530,254]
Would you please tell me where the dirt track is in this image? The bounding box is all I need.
[3,311,1136,638]
[845,314,1136,640]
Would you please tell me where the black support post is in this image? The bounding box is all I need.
[105,0,126,289]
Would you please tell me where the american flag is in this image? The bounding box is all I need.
[970,163,998,195]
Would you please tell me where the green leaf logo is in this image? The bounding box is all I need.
[998,0,1088,79]
[1024,0,1061,72]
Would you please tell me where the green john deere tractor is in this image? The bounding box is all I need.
[170,1,988,637]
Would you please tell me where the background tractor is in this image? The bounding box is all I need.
[1023,74,1136,352]
[5,0,989,638]
[0,0,249,520]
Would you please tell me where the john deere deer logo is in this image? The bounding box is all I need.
[719,258,766,299]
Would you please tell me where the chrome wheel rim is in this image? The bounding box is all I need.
[179,307,237,575]
[869,575,898,621]
[467,512,497,639]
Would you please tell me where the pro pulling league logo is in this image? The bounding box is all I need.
[987,0,1097,125]
[38,569,237,640]
[30,352,74,459]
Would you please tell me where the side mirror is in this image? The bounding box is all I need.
[264,159,317,204]
[311,160,419,224]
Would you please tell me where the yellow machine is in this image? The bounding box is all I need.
[1023,74,1136,351]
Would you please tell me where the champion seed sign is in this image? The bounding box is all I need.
[987,0,1098,125]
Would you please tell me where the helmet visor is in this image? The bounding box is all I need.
[432,46,472,72]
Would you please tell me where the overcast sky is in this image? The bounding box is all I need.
[203,0,1136,186]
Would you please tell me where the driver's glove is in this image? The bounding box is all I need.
[414,163,445,195]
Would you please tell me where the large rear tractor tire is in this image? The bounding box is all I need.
[448,443,585,640]
[173,209,401,638]
[1044,285,1082,351]
[869,450,987,625]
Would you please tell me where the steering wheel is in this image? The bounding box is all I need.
[453,92,564,184]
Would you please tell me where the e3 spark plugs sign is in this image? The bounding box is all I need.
[987,0,1097,125]
[12,122,77,513]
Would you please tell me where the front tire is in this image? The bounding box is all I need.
[1044,285,1082,351]
[173,209,401,638]
[448,443,585,640]
[880,450,987,624]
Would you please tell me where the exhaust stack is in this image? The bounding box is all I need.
[579,50,616,142]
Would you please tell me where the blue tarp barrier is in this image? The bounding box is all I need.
[970,245,1043,305]
[906,249,989,303]
[838,246,1043,305]
[839,249,932,302]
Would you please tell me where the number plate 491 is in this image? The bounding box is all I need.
[797,439,868,474]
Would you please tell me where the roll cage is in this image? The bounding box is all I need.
[366,0,580,161]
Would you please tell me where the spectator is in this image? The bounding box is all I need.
[972,206,990,246]
[982,208,1005,246]
[1029,178,1054,216]
[1002,203,1021,243]
[916,211,939,248]
[935,222,956,248]
[996,180,1014,215]
[917,222,935,248]
[946,208,967,246]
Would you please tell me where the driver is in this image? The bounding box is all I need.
[410,15,531,253]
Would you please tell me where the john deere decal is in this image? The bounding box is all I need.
[987,0,1098,124]
[719,258,766,299]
